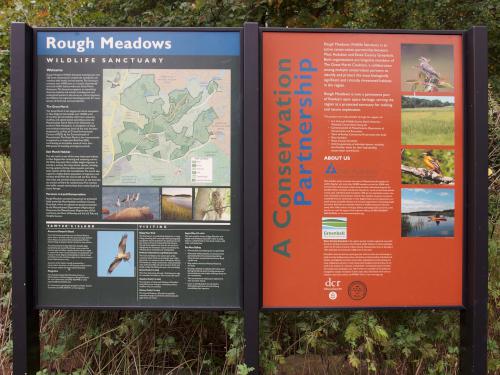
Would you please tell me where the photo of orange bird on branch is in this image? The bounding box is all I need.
[401,148,455,185]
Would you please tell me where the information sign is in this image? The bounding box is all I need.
[262,32,464,308]
[35,30,242,308]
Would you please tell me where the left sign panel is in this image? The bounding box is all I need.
[36,30,242,308]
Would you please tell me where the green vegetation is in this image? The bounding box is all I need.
[401,213,455,237]
[404,209,455,217]
[0,156,11,374]
[402,68,455,93]
[322,218,347,227]
[0,1,499,374]
[402,96,454,108]
[402,107,454,145]
[402,148,455,184]
[161,196,192,221]
[401,214,423,237]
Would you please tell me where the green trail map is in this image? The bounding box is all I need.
[102,69,231,186]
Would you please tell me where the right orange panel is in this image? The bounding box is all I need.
[262,32,464,308]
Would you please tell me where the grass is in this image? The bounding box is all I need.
[0,156,11,374]
[402,106,454,145]
[161,196,192,221]
[401,214,427,237]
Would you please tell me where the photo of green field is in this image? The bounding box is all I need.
[401,95,454,145]
[161,188,192,221]
[401,148,454,185]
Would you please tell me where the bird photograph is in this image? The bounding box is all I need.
[107,234,131,274]
[115,195,121,211]
[416,56,441,92]
[106,71,121,88]
[401,43,454,93]
[401,148,454,185]
[418,56,440,80]
[121,193,130,207]
[422,152,442,175]
[97,231,135,277]
[101,187,159,221]
[193,188,231,221]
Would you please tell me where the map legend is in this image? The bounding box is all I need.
[191,156,213,183]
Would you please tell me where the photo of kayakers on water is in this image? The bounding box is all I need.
[401,148,454,185]
[102,187,160,221]
[401,44,454,93]
[401,188,455,237]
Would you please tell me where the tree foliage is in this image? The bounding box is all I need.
[402,96,454,108]
[0,0,499,152]
[0,0,499,373]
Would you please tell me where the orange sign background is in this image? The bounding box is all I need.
[262,32,463,308]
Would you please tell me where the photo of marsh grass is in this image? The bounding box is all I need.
[401,188,455,237]
[401,95,454,145]
[401,44,454,92]
[161,188,192,221]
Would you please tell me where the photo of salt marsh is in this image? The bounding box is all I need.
[161,188,192,221]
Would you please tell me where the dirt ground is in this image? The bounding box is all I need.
[278,354,357,375]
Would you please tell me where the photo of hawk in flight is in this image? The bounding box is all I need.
[107,233,131,274]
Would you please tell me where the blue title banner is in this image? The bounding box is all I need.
[37,31,240,56]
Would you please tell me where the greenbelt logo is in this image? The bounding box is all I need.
[322,217,347,239]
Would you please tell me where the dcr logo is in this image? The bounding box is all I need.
[325,278,341,287]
